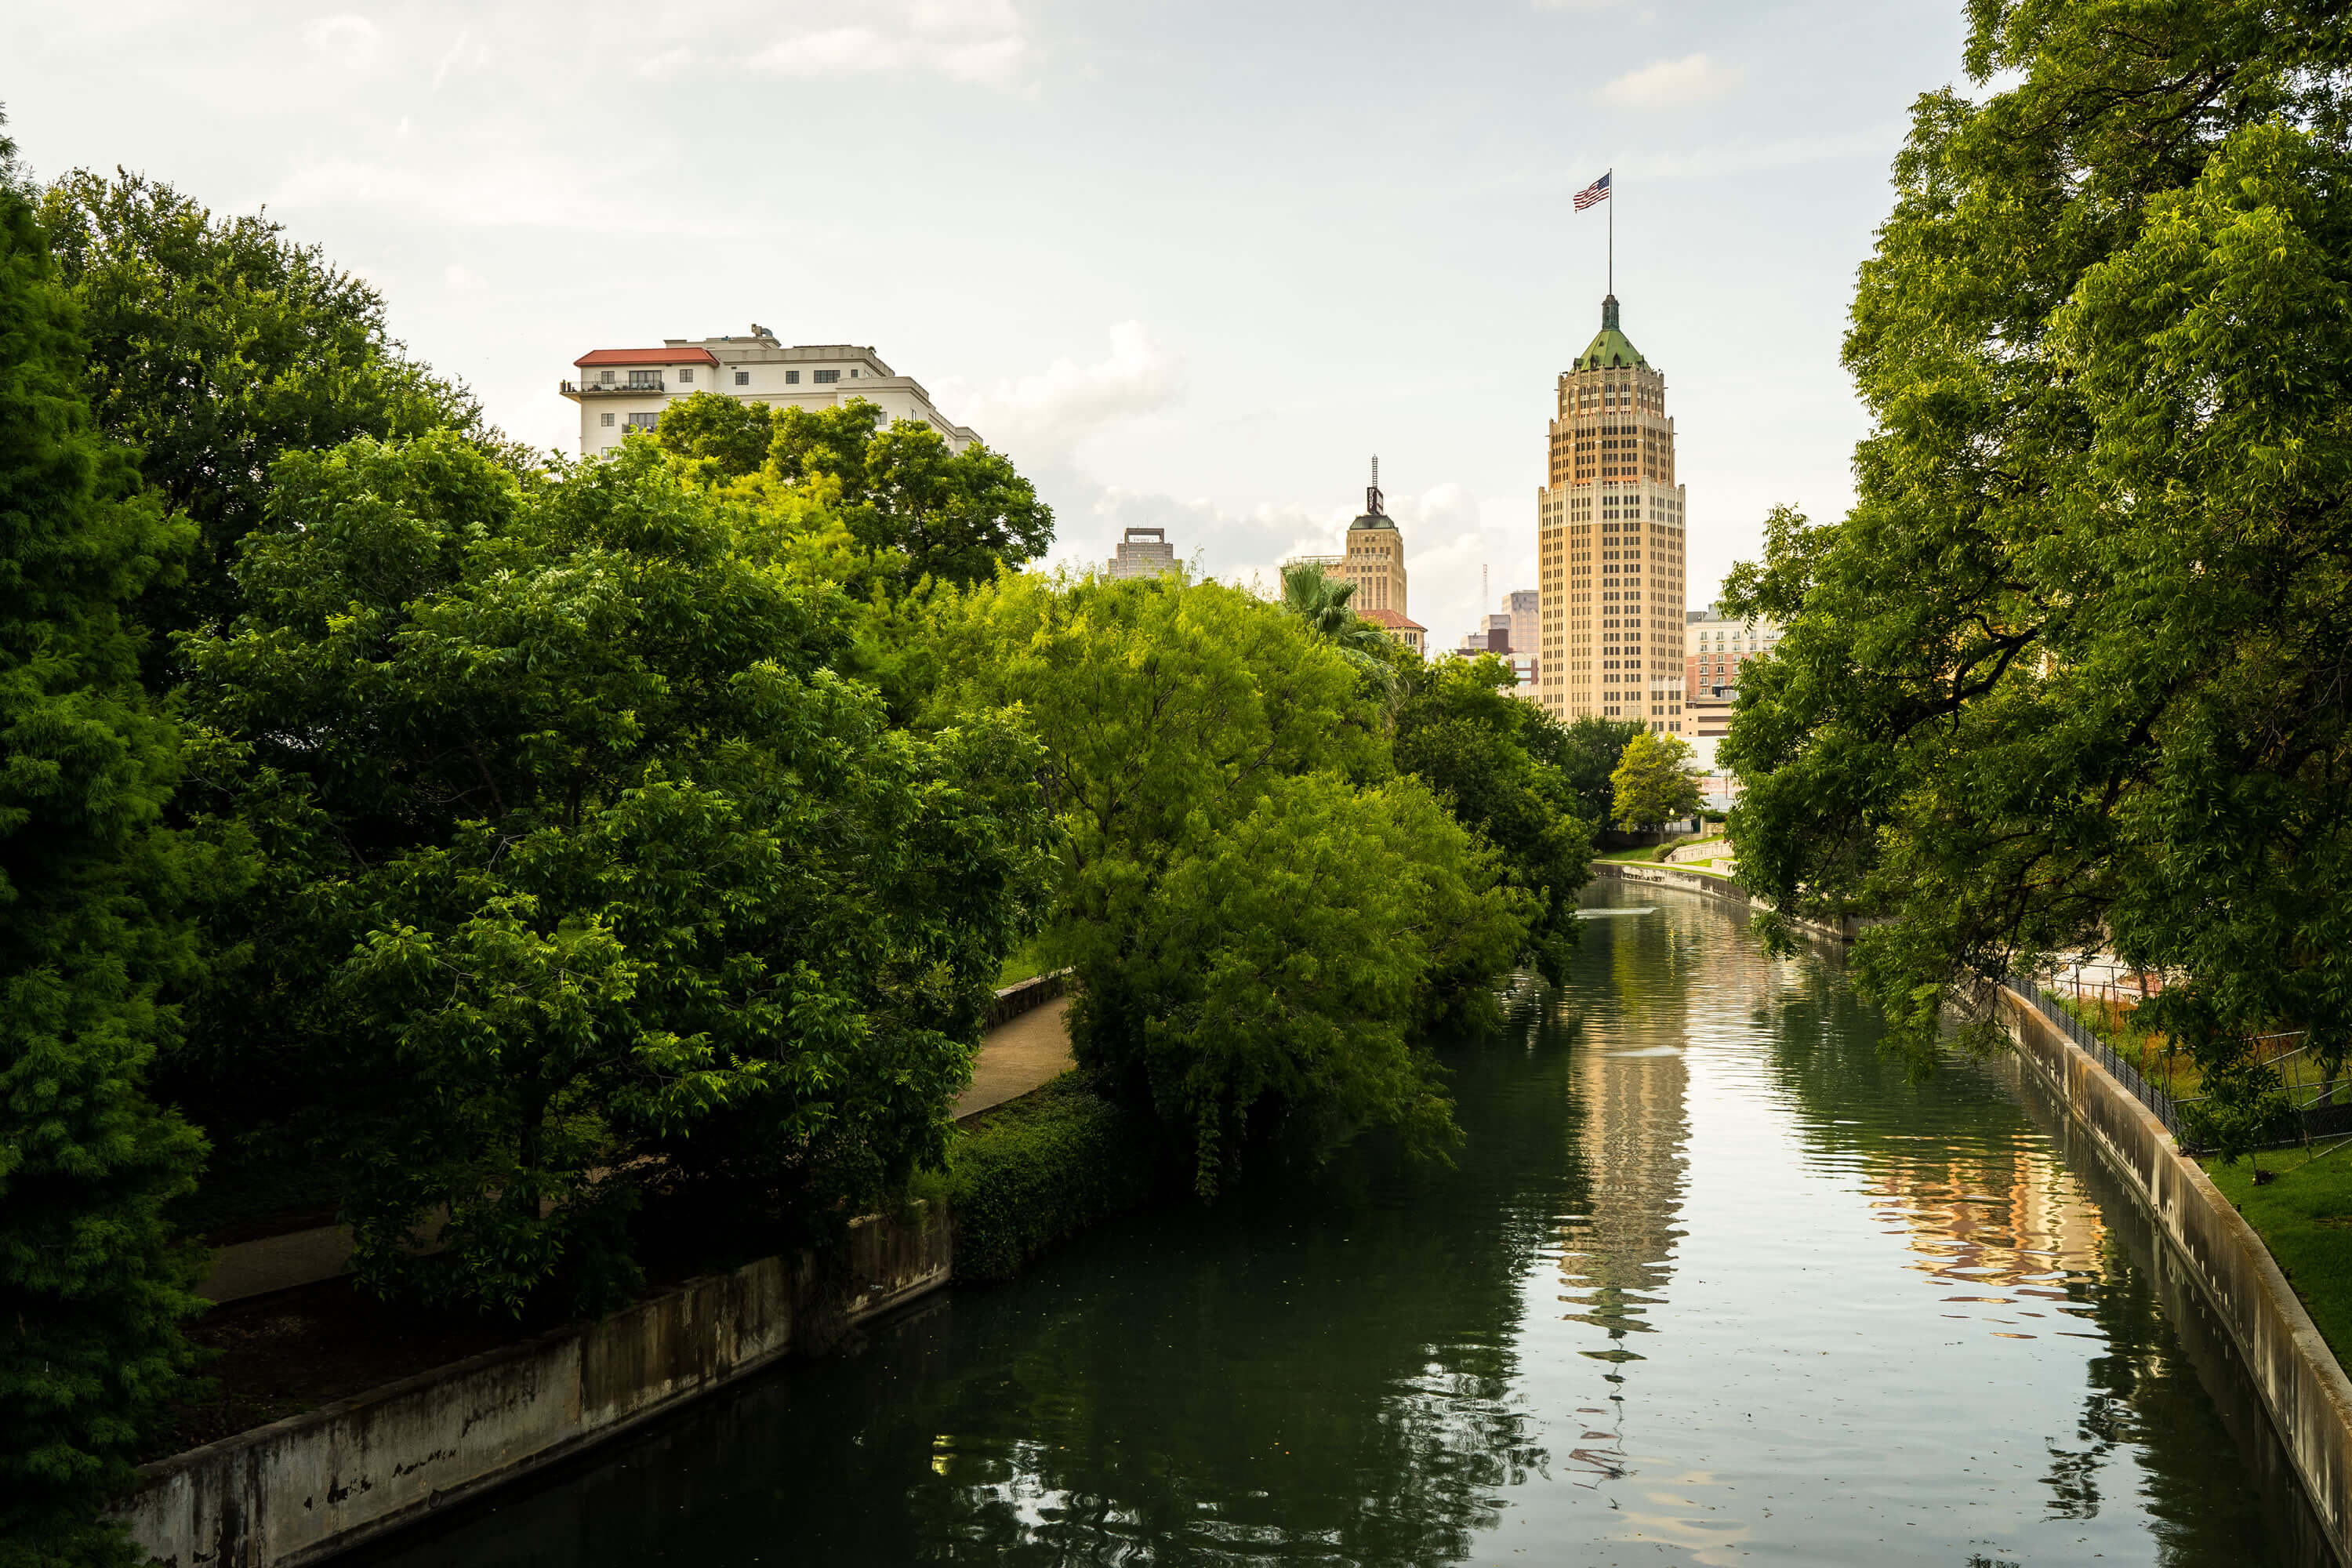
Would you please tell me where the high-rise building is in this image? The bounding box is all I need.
[560,327,977,456]
[1682,606,1782,699]
[1335,459,1408,618]
[1534,296,1687,732]
[1106,526,1178,580]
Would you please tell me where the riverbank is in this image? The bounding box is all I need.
[121,973,1124,1567]
[1590,857,1859,942]
[1999,984,2352,1563]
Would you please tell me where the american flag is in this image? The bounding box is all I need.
[1574,172,1611,212]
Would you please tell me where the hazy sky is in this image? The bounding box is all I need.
[7,0,1968,644]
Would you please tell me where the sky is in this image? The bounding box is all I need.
[5,0,1972,647]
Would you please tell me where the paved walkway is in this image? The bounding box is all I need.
[954,996,1075,1120]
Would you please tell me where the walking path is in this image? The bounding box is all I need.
[954,996,1074,1120]
[200,994,1079,1304]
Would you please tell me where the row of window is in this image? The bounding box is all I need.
[593,366,855,388]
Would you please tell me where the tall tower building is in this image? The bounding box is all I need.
[1335,458,1407,618]
[1534,296,1687,731]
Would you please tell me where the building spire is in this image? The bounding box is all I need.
[1602,295,1621,332]
[1367,455,1385,517]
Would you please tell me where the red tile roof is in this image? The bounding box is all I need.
[1359,607,1426,631]
[574,347,720,368]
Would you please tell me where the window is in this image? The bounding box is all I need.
[626,411,659,430]
[601,412,615,427]
[735,370,751,386]
[626,368,660,388]
[598,369,615,385]
[678,368,694,384]
[813,368,840,383]
[784,370,800,385]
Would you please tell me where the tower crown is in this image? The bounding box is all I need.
[1577,294,1649,372]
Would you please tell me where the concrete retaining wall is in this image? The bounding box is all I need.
[1592,859,1859,943]
[2002,989,2352,1563]
[986,967,1073,1029]
[122,1204,953,1568]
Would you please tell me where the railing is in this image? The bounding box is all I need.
[560,379,666,396]
[2003,972,2184,1139]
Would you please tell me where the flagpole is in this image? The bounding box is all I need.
[1607,167,1614,296]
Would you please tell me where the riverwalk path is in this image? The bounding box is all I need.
[198,996,1078,1305]
[954,996,1073,1120]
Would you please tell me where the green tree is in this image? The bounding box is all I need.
[1392,655,1594,982]
[656,394,1053,586]
[1610,731,1700,834]
[1721,0,2352,1068]
[179,437,1056,1315]
[928,574,1526,1195]
[36,169,493,639]
[1551,715,1645,827]
[0,127,208,1567]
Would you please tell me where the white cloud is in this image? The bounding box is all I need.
[751,0,1032,86]
[303,14,380,71]
[1601,53,1744,109]
[939,321,1183,463]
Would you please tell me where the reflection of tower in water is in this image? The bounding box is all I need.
[1556,911,1693,1490]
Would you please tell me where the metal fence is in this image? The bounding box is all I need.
[2003,972,2185,1139]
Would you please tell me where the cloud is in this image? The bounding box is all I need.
[1601,53,1744,109]
[750,0,1033,86]
[303,14,380,71]
[939,321,1183,462]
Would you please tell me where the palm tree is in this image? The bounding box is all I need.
[1280,563,1390,659]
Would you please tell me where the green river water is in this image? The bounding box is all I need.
[359,877,2334,1566]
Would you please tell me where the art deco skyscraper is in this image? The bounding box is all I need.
[1533,296,1687,731]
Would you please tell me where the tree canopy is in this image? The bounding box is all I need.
[176,438,1057,1314]
[655,391,1051,586]
[1721,0,2352,1069]
[1392,655,1595,982]
[925,575,1529,1195]
[36,169,493,639]
[1611,731,1701,834]
[0,132,208,1568]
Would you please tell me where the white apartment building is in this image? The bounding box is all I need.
[561,325,979,456]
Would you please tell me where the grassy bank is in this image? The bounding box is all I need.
[2203,1145,2352,1367]
[941,1073,1164,1280]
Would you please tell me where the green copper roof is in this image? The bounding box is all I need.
[1348,511,1397,532]
[1576,294,1647,371]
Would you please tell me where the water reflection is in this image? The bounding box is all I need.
[356,880,2329,1568]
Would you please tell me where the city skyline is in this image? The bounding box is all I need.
[3,0,1966,649]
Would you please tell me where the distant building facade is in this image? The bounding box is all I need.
[1534,296,1688,734]
[560,326,978,456]
[1107,526,1178,580]
[1337,459,1408,618]
[1683,608,1782,700]
[1359,605,1427,655]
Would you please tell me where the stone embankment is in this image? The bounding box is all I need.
[1590,858,1858,943]
[2001,989,2352,1564]
[125,1206,952,1568]
[130,972,1083,1566]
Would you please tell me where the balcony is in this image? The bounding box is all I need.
[560,379,666,397]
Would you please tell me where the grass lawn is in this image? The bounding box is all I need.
[2203,1143,2352,1366]
[996,945,1048,988]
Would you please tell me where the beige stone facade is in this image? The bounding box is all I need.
[1534,296,1687,733]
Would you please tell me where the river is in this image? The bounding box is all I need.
[358,877,2333,1566]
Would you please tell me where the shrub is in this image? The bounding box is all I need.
[947,1076,1161,1281]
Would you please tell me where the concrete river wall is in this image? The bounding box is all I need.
[123,1207,953,1568]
